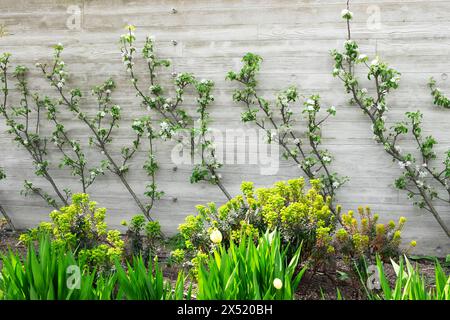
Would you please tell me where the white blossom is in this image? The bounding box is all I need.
[358,54,368,61]
[371,58,380,66]
[341,9,353,19]
[419,171,428,178]
[160,121,169,131]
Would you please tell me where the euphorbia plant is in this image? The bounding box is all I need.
[331,2,450,237]
[359,255,450,300]
[19,193,124,271]
[227,53,347,211]
[335,206,416,266]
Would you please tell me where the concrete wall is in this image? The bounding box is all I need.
[0,0,449,255]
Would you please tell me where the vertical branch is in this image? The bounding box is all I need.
[226,54,346,216]
[0,167,15,230]
[192,79,232,201]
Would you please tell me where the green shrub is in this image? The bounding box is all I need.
[168,248,186,266]
[334,206,415,266]
[19,193,124,271]
[121,215,161,262]
[177,178,336,270]
[0,235,116,300]
[360,256,449,300]
[115,256,190,300]
[196,230,306,300]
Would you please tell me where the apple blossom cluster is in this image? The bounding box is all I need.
[332,5,450,237]
[227,52,347,209]
[28,43,163,221]
[120,25,231,200]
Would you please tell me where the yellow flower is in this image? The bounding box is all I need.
[125,24,136,31]
[210,229,223,244]
[336,228,348,241]
[361,218,368,228]
[273,278,283,290]
[399,216,407,225]
[375,223,385,235]
[388,220,396,229]
[410,240,417,247]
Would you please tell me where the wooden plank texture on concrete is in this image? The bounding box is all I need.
[0,0,449,255]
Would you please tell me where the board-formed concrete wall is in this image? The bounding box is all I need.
[0,0,449,255]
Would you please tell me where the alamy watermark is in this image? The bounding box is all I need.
[366,264,381,290]
[66,265,81,290]
[171,128,280,175]
[366,5,382,30]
